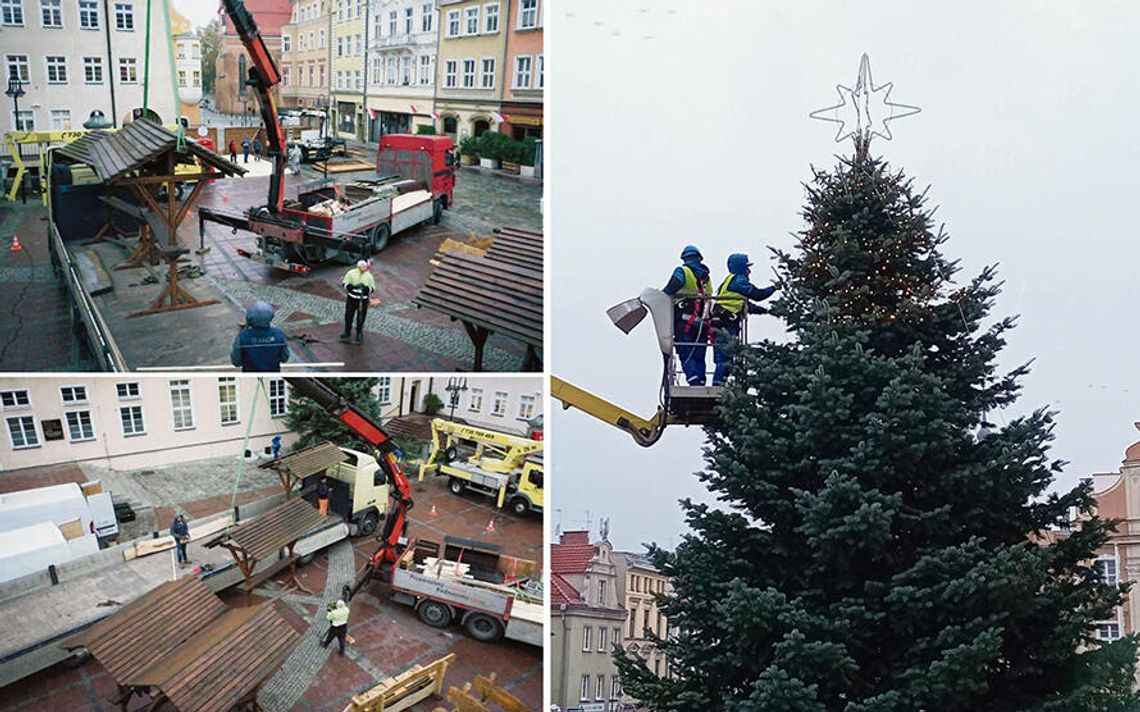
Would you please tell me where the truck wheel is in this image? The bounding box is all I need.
[464,613,504,643]
[448,477,465,496]
[417,600,453,628]
[432,198,443,225]
[443,445,458,463]
[358,510,379,536]
[510,497,529,516]
[371,223,391,253]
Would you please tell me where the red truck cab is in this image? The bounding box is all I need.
[376,134,456,211]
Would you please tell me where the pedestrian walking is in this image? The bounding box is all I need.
[271,434,282,459]
[341,260,378,345]
[252,137,263,162]
[228,139,238,162]
[241,138,251,164]
[230,301,291,372]
[321,599,350,655]
[170,514,191,567]
[317,475,330,516]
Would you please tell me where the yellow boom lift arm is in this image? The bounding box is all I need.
[551,376,675,448]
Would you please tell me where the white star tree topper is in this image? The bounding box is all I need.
[810,54,921,142]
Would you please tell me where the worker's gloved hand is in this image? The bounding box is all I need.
[753,306,768,315]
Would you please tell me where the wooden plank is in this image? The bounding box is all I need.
[344,653,456,712]
[472,675,529,712]
[445,685,492,712]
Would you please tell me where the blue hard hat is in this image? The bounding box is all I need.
[680,245,702,261]
[246,301,275,328]
[727,253,753,275]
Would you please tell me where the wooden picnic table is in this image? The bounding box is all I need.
[414,247,543,371]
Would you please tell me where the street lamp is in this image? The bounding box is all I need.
[82,110,113,130]
[6,76,27,202]
[445,377,468,421]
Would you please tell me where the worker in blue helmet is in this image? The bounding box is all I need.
[230,301,291,372]
[710,253,776,385]
[662,245,711,386]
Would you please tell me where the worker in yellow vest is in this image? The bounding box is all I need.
[322,599,351,655]
[662,245,712,385]
[710,253,777,386]
[341,260,378,344]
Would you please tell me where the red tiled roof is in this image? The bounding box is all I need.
[220,0,292,36]
[551,530,595,574]
[550,573,583,606]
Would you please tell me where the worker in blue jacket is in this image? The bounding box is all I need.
[230,301,291,372]
[711,253,777,386]
[663,245,712,386]
[170,514,191,567]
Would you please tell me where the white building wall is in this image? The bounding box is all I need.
[1,0,177,133]
[174,34,202,105]
[0,376,294,471]
[393,376,542,435]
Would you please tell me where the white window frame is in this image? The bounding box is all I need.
[461,58,475,88]
[113,1,132,30]
[45,55,68,84]
[218,377,239,425]
[401,55,411,85]
[376,377,392,405]
[480,57,495,89]
[65,410,96,443]
[6,54,31,82]
[468,387,483,412]
[403,6,412,34]
[386,55,397,85]
[580,674,590,702]
[445,9,459,37]
[420,2,432,33]
[387,8,395,35]
[536,53,543,89]
[581,625,592,652]
[418,54,431,86]
[597,624,607,652]
[483,2,498,33]
[49,107,71,130]
[513,54,531,89]
[14,109,35,131]
[39,0,61,27]
[517,0,536,29]
[116,382,140,400]
[1,0,25,26]
[464,5,478,35]
[169,379,195,431]
[611,676,621,701]
[59,386,88,405]
[6,415,39,449]
[491,391,508,417]
[83,56,103,83]
[1,389,31,410]
[268,378,289,418]
[118,57,138,83]
[517,394,536,421]
[282,33,290,52]
[1096,621,1122,642]
[1096,556,1119,587]
[596,674,605,701]
[443,59,457,89]
[119,404,145,436]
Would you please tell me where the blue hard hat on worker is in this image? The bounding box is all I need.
[663,246,712,386]
[230,301,291,372]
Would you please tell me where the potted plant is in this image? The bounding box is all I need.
[459,135,479,166]
[519,137,538,178]
[422,393,444,416]
[476,131,503,169]
[500,139,524,175]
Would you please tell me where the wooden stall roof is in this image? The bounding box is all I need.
[64,577,226,681]
[207,497,330,562]
[486,226,543,272]
[129,605,299,712]
[261,441,347,479]
[57,119,245,183]
[413,251,543,348]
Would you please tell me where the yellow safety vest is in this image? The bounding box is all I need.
[343,268,376,290]
[716,275,745,315]
[676,265,708,297]
[327,604,350,626]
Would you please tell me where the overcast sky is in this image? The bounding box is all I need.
[550,1,1140,553]
[174,0,217,29]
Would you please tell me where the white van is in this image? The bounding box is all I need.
[0,522,100,583]
[0,482,118,540]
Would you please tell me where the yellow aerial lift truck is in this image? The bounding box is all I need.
[418,419,544,515]
[553,288,752,446]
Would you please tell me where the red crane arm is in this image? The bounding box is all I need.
[220,0,287,214]
[284,378,414,569]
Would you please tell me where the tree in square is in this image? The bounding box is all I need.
[615,137,1139,711]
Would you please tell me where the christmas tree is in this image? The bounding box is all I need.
[284,377,382,452]
[616,138,1139,711]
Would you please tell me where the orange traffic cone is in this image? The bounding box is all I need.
[429,504,438,517]
[485,518,495,535]
[9,235,22,252]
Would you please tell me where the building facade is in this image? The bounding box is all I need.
[329,0,367,138]
[0,377,295,472]
[214,0,291,116]
[1,0,177,134]
[434,0,508,142]
[614,551,671,706]
[280,0,331,110]
[364,0,437,140]
[552,530,627,712]
[171,8,201,125]
[500,0,541,140]
[1088,424,1140,660]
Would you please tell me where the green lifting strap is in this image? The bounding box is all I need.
[142,0,152,115]
[226,378,266,533]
